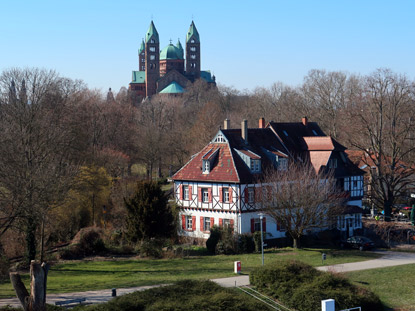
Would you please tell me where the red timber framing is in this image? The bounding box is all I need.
[175,182,239,212]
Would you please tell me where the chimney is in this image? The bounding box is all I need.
[241,119,248,143]
[302,116,308,126]
[259,117,265,129]
[224,119,230,130]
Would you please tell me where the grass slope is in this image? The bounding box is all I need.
[0,248,380,298]
[346,263,415,310]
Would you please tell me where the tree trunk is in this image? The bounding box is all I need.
[293,237,299,249]
[10,261,49,311]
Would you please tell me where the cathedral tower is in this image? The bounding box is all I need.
[185,21,201,80]
[138,39,145,71]
[145,21,160,97]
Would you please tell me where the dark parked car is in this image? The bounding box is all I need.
[343,236,375,251]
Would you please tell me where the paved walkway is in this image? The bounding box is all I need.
[317,250,415,273]
[2,251,415,308]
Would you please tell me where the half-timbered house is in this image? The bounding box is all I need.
[172,118,365,240]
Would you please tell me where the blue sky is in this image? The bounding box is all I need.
[1,1,414,93]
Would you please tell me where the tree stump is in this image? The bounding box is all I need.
[10,261,49,311]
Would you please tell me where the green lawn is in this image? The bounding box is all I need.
[347,263,415,310]
[0,248,380,299]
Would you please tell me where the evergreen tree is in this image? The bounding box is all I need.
[125,181,175,242]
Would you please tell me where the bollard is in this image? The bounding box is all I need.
[112,288,117,297]
[321,299,335,311]
[234,261,241,274]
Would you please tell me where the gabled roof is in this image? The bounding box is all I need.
[186,21,200,43]
[268,121,326,155]
[173,119,365,184]
[159,81,185,94]
[131,71,145,83]
[145,21,159,43]
[172,143,240,183]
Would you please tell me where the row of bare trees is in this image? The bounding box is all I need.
[0,67,414,260]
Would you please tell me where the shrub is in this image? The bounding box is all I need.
[250,260,383,311]
[252,231,263,252]
[78,229,106,256]
[81,280,272,311]
[206,226,221,254]
[139,239,163,258]
[238,234,255,254]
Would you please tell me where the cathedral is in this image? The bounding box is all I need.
[129,21,216,98]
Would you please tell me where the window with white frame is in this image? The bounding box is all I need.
[223,188,230,203]
[190,46,196,51]
[223,219,231,227]
[191,39,195,43]
[186,215,193,230]
[149,47,156,52]
[150,55,155,60]
[191,54,196,59]
[248,188,255,203]
[250,159,260,173]
[183,186,189,200]
[204,217,211,231]
[202,188,209,203]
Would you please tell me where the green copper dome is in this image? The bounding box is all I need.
[145,21,159,43]
[186,21,200,43]
[160,43,184,60]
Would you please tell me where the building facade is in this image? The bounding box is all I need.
[129,21,216,99]
[172,118,365,240]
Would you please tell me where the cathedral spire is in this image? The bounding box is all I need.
[145,20,159,43]
[186,20,200,43]
[138,39,145,54]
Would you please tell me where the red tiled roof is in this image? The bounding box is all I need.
[172,143,240,183]
[303,137,335,151]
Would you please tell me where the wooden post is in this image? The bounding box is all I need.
[10,261,49,311]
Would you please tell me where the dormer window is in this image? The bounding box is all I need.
[203,160,210,173]
[214,133,226,143]
[250,159,261,173]
[278,158,288,171]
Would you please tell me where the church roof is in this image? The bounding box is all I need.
[186,21,200,43]
[138,39,145,54]
[131,71,145,83]
[201,71,215,83]
[159,81,185,94]
[176,39,184,58]
[145,21,159,43]
[160,44,184,60]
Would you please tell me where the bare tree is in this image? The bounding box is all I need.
[0,68,80,262]
[301,69,362,141]
[262,163,342,248]
[347,68,415,221]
